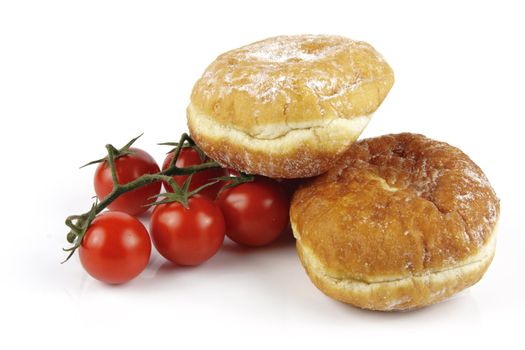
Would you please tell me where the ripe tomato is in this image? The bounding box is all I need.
[94,147,161,216]
[79,212,151,284]
[162,148,226,199]
[216,177,290,247]
[150,196,225,266]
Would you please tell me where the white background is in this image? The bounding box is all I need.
[1,1,523,349]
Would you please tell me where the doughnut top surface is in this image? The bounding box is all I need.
[291,133,500,282]
[190,35,394,139]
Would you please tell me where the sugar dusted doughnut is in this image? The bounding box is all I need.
[291,133,499,311]
[188,35,394,178]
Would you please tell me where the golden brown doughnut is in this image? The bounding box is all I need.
[290,133,499,311]
[188,35,394,178]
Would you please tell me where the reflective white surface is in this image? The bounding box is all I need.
[1,1,524,349]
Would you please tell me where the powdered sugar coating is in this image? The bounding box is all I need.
[202,35,371,102]
[242,36,342,63]
[190,35,394,139]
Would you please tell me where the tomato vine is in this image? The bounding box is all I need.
[62,132,252,263]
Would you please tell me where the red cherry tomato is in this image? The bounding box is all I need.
[216,177,290,247]
[162,148,226,199]
[79,212,151,284]
[150,196,225,266]
[94,147,161,216]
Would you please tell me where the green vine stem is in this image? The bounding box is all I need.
[62,133,224,263]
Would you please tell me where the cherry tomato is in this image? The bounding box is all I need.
[79,211,151,284]
[162,148,226,199]
[150,196,225,266]
[94,147,161,216]
[216,177,290,247]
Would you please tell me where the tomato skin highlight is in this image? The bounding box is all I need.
[79,212,151,284]
[162,149,226,199]
[150,196,225,266]
[217,177,290,247]
[94,147,161,216]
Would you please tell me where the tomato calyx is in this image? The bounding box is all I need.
[148,174,220,209]
[80,133,144,169]
[214,172,255,193]
[158,138,207,164]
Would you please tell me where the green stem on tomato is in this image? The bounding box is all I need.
[62,133,223,263]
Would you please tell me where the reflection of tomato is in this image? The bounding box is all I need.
[79,212,151,284]
[150,196,225,266]
[217,177,289,247]
[162,148,226,199]
[94,148,161,216]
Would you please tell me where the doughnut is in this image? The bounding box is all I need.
[290,133,500,311]
[187,35,394,178]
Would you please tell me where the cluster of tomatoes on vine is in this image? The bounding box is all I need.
[63,134,300,284]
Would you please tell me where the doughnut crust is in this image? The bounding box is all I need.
[188,35,394,178]
[290,133,500,311]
